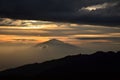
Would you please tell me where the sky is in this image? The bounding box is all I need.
[0,18,120,71]
[0,0,119,52]
[0,0,120,71]
[0,18,119,51]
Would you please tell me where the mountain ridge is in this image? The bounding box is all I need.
[0,51,120,79]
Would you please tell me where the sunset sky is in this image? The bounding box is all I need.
[0,0,119,52]
[0,0,120,71]
[0,18,119,52]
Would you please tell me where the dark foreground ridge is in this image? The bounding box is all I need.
[0,51,120,79]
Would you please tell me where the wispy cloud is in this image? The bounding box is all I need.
[75,37,120,41]
[0,18,54,26]
[80,2,118,11]
[0,18,23,26]
[13,39,37,42]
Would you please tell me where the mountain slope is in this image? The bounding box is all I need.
[0,51,120,79]
[0,39,81,72]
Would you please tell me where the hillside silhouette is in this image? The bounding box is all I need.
[0,51,120,79]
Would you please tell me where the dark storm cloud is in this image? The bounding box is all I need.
[0,0,119,26]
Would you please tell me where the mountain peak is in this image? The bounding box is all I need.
[49,39,60,42]
[46,39,64,44]
[35,39,66,47]
[35,39,78,48]
[33,39,80,58]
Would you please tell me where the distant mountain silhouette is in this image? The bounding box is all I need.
[32,39,80,58]
[35,39,79,48]
[0,51,120,79]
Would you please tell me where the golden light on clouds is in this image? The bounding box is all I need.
[0,18,120,47]
[0,35,49,43]
[71,34,109,38]
[80,2,118,11]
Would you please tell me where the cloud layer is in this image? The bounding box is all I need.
[0,23,120,45]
